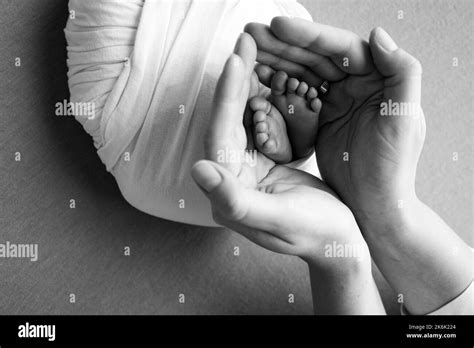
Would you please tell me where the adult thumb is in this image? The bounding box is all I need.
[369,27,422,106]
[191,160,285,231]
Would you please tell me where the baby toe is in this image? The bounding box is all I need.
[249,96,272,114]
[262,138,277,154]
[310,98,322,114]
[254,64,275,87]
[307,86,318,100]
[253,110,267,124]
[296,82,309,97]
[256,132,269,146]
[271,71,288,96]
[287,78,299,94]
[255,121,268,133]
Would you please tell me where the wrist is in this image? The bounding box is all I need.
[355,190,421,240]
[306,247,385,314]
[304,237,372,279]
[354,192,473,314]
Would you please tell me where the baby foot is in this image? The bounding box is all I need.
[249,96,292,164]
[249,71,322,163]
[270,71,322,160]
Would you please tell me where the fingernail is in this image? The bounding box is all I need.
[375,27,398,52]
[192,161,222,192]
[233,33,245,54]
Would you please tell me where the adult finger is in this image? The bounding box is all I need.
[233,32,258,73]
[257,50,324,87]
[207,33,257,161]
[191,160,289,232]
[270,17,374,75]
[245,22,345,81]
[369,27,422,106]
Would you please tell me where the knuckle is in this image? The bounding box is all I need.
[221,196,247,222]
[401,50,422,76]
[408,57,422,76]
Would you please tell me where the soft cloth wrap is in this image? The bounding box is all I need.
[65,0,313,226]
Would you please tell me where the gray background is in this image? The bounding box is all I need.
[0,0,472,314]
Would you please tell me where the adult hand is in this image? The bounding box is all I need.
[245,18,473,314]
[192,32,384,314]
[192,33,366,265]
[245,18,425,226]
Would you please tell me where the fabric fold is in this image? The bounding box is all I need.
[65,0,314,226]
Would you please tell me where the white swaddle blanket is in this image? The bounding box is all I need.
[65,0,313,226]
